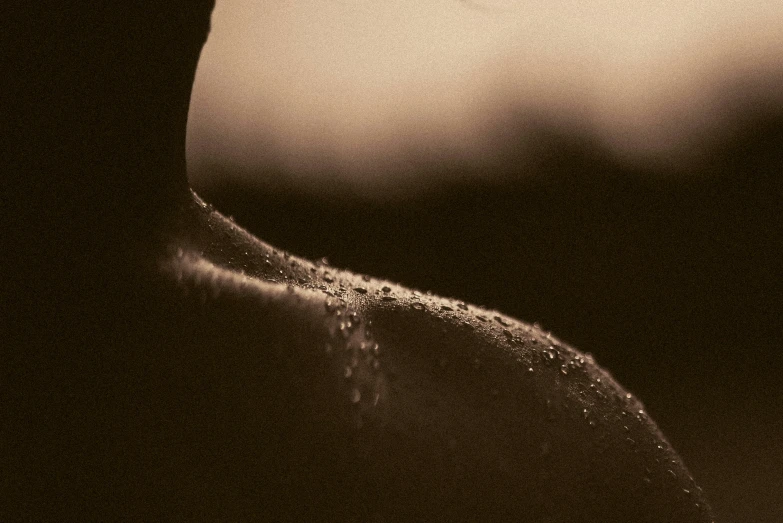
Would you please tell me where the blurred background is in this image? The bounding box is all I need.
[187,1,782,521]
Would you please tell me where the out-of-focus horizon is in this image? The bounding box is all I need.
[187,0,783,194]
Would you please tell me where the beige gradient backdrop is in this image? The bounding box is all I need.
[187,0,783,192]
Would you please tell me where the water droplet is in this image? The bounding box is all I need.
[494,316,510,327]
[362,275,371,282]
[381,296,396,302]
[382,286,391,293]
[528,367,534,373]
[411,302,426,311]
[502,329,513,339]
[440,305,453,312]
[324,276,334,284]
[457,302,468,310]
[476,315,488,322]
[354,287,368,294]
[350,389,361,403]
[626,393,632,400]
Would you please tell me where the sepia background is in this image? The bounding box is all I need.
[187,1,783,521]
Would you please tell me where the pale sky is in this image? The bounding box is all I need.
[187,0,783,191]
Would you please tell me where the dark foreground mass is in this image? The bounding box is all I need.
[4,193,713,520]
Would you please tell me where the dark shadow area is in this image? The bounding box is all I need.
[197,107,783,523]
